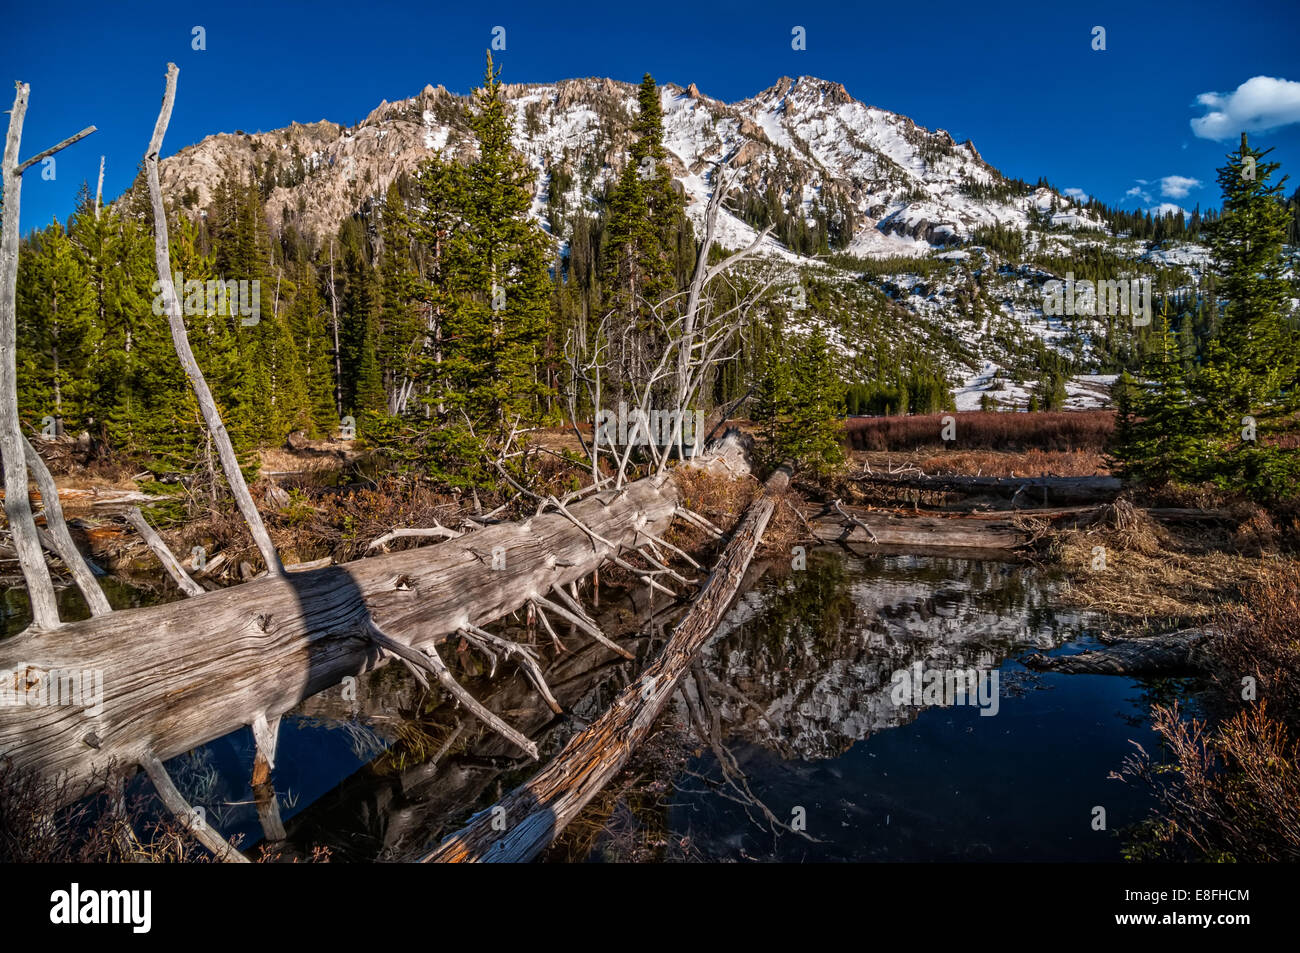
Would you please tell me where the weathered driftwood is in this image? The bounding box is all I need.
[1021,629,1212,677]
[20,486,166,510]
[140,751,248,863]
[853,473,1122,506]
[811,504,1027,551]
[23,437,111,615]
[421,467,790,863]
[124,507,205,596]
[0,473,681,808]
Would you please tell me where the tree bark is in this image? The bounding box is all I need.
[810,505,1027,550]
[0,473,681,808]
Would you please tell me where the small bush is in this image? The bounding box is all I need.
[1117,564,1300,861]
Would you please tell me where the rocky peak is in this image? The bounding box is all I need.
[145,72,1096,256]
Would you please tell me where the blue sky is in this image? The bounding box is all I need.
[5,0,1299,234]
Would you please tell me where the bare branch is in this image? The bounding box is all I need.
[461,623,563,715]
[367,525,462,552]
[834,498,879,544]
[535,592,633,660]
[16,124,96,174]
[24,436,111,615]
[140,751,249,863]
[366,622,539,759]
[125,507,205,596]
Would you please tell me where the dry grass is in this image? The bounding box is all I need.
[0,760,327,863]
[1118,703,1300,861]
[1046,502,1291,626]
[850,448,1111,478]
[670,463,804,558]
[845,410,1114,453]
[1207,562,1300,724]
[672,465,760,534]
[258,445,350,478]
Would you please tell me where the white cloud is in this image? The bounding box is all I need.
[1190,76,1300,140]
[1159,175,1201,199]
[1148,202,1186,218]
[1125,185,1152,204]
[1064,187,1088,202]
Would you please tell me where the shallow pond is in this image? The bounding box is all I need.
[634,551,1180,862]
[6,547,1185,861]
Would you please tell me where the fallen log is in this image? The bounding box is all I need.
[421,466,790,863]
[853,473,1121,506]
[810,505,1027,551]
[1021,629,1212,677]
[0,472,682,810]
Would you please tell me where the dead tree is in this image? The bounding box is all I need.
[562,152,777,490]
[0,471,685,837]
[1022,629,1212,677]
[0,69,783,863]
[144,64,283,578]
[1,80,96,630]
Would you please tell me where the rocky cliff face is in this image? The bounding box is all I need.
[151,74,1100,257]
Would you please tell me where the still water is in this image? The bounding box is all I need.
[653,551,1175,862]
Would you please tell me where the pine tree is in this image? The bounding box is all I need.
[1110,369,1140,469]
[1190,133,1299,498]
[16,221,98,436]
[337,231,384,418]
[445,54,553,426]
[376,181,422,416]
[1119,302,1197,483]
[285,252,337,435]
[410,153,469,423]
[396,53,556,486]
[1195,133,1293,428]
[601,73,691,400]
[754,321,845,475]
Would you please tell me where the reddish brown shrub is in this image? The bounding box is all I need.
[844,410,1114,452]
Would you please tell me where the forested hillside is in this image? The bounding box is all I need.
[13,60,1300,486]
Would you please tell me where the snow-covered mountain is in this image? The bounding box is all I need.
[158,74,1101,254]
[153,75,1197,410]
